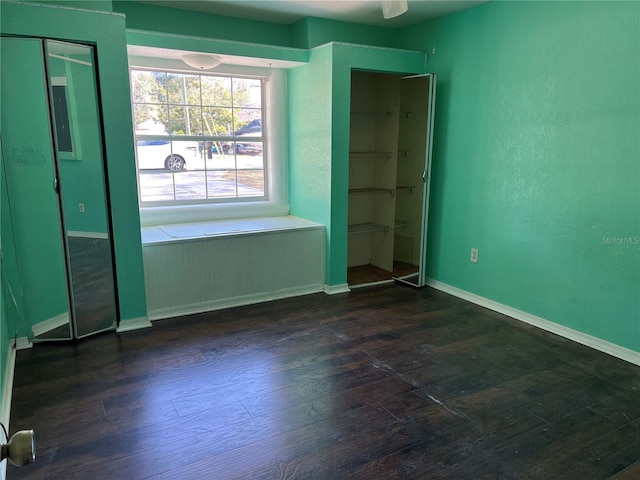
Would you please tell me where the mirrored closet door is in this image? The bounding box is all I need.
[1,37,118,340]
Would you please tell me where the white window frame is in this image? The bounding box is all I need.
[131,63,289,227]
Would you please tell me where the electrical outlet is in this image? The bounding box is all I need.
[470,248,478,263]
[79,203,85,213]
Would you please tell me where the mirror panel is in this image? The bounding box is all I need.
[0,37,118,342]
[0,37,72,341]
[46,40,118,338]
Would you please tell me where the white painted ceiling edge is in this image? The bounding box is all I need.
[134,0,487,28]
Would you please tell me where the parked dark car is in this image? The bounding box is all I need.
[210,142,262,156]
[220,143,262,155]
[233,119,261,136]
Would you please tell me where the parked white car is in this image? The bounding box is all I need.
[136,140,199,171]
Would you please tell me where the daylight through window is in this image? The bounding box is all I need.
[131,69,265,205]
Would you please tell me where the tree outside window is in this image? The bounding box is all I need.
[131,69,265,204]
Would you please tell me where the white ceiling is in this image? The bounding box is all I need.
[135,0,486,28]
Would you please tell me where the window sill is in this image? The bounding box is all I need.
[141,215,323,246]
[139,199,289,227]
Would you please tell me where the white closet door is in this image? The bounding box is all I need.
[394,73,437,287]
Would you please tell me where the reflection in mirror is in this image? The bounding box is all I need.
[1,152,27,344]
[46,40,118,339]
[0,37,72,341]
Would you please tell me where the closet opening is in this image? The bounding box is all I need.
[347,70,437,288]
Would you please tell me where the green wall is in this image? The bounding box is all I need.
[125,29,307,65]
[115,2,398,50]
[113,1,291,47]
[399,1,640,351]
[1,38,70,332]
[1,155,21,412]
[1,2,148,325]
[291,17,398,49]
[1,0,635,390]
[327,43,427,286]
[289,43,427,286]
[288,44,335,278]
[49,51,110,234]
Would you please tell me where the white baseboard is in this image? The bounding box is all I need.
[1,338,17,480]
[148,284,324,321]
[116,317,152,333]
[323,283,351,295]
[31,312,70,337]
[2,339,16,426]
[14,337,32,351]
[425,278,640,367]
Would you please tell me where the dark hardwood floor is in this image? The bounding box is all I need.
[348,261,418,286]
[8,284,640,479]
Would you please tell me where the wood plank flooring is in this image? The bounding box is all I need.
[347,261,418,286]
[8,284,640,479]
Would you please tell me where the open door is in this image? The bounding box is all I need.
[393,73,437,288]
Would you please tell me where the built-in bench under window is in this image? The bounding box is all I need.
[141,215,322,245]
[140,216,326,320]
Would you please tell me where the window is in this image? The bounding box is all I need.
[51,85,73,153]
[131,69,266,206]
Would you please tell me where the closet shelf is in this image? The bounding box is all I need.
[396,185,416,193]
[349,187,394,196]
[348,221,409,235]
[349,151,392,160]
[348,223,389,234]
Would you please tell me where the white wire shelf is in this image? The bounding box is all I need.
[348,221,409,234]
[349,151,392,160]
[348,223,389,234]
[348,187,394,196]
[350,111,393,117]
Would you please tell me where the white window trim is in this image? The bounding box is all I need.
[135,65,289,227]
